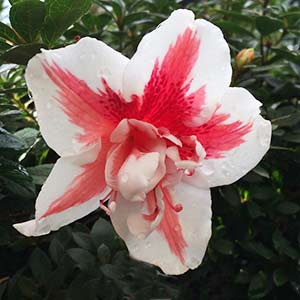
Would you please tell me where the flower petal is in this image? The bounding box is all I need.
[123,9,231,130]
[13,143,109,236]
[106,119,167,200]
[198,87,272,187]
[25,37,129,156]
[118,150,161,202]
[110,182,211,275]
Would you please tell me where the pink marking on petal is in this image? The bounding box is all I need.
[135,28,206,134]
[180,109,252,159]
[158,185,187,263]
[43,63,139,145]
[41,140,111,218]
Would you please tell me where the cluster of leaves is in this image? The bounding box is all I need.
[0,0,299,299]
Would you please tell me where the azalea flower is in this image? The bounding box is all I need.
[14,9,271,275]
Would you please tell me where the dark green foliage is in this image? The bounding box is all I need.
[0,0,299,299]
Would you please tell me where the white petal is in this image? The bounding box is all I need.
[110,182,212,275]
[13,144,108,236]
[118,151,160,201]
[26,37,128,156]
[200,87,272,187]
[123,9,231,123]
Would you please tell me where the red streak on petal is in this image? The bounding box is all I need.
[158,186,187,263]
[143,190,159,221]
[136,28,205,134]
[181,110,252,159]
[41,141,110,218]
[43,63,138,145]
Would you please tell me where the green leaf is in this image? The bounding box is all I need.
[235,270,251,284]
[27,164,53,185]
[276,201,300,215]
[49,237,65,264]
[256,16,283,35]
[248,201,265,218]
[248,271,270,299]
[67,248,95,271]
[41,0,92,45]
[242,241,275,260]
[0,282,7,299]
[283,133,300,143]
[72,232,94,251]
[14,127,39,148]
[253,166,270,179]
[214,20,254,37]
[221,186,241,207]
[212,239,234,255]
[97,243,111,264]
[91,218,116,248]
[273,268,288,287]
[214,9,254,23]
[0,129,25,150]
[17,276,38,298]
[1,43,44,65]
[0,22,22,44]
[29,248,52,284]
[10,0,46,42]
[0,39,12,51]
[273,230,300,259]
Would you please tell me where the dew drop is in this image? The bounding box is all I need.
[120,173,129,183]
[79,54,86,60]
[137,233,146,240]
[102,67,112,76]
[258,123,270,147]
[46,102,52,109]
[174,225,181,232]
[185,256,200,268]
[71,138,77,144]
[145,242,151,248]
[201,165,214,176]
[174,204,183,212]
[221,164,231,177]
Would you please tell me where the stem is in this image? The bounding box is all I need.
[270,146,296,152]
[260,0,269,65]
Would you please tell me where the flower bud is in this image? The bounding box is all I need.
[236,48,254,68]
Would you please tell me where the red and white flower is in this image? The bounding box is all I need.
[14,9,271,275]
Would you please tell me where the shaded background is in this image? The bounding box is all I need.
[0,0,300,299]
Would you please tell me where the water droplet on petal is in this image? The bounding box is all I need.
[174,204,183,212]
[201,165,214,176]
[185,256,200,269]
[145,242,151,248]
[258,123,270,147]
[174,225,181,231]
[79,54,86,60]
[137,233,146,240]
[221,164,231,177]
[71,138,77,144]
[102,67,112,76]
[46,102,52,109]
[120,173,129,183]
[132,245,138,252]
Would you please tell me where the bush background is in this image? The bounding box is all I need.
[0,0,299,299]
